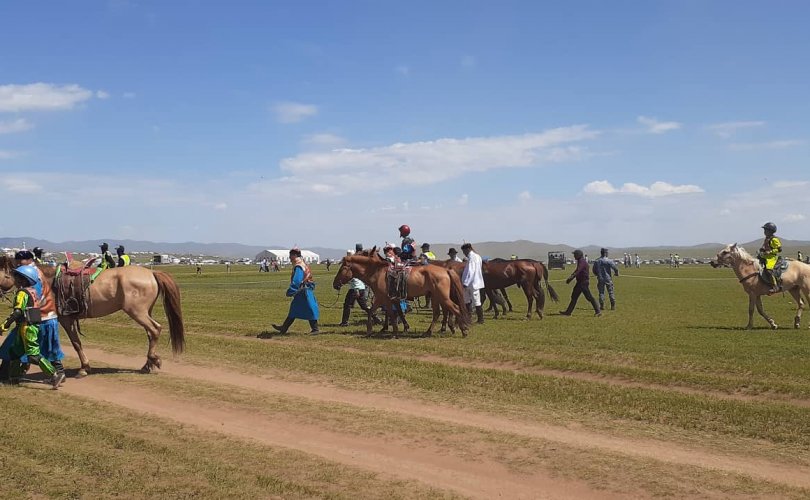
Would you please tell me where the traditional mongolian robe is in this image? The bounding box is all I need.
[287,260,319,320]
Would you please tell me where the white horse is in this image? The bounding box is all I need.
[711,244,810,330]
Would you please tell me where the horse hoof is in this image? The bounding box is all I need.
[771,323,779,330]
[76,369,89,378]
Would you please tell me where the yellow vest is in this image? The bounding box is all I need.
[120,254,131,266]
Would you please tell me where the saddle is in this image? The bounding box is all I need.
[759,257,788,288]
[386,264,411,300]
[54,260,103,317]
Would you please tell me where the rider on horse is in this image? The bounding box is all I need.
[399,225,416,262]
[758,222,782,293]
[116,245,131,267]
[98,242,117,270]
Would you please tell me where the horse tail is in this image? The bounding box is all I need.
[536,262,559,303]
[153,271,186,355]
[447,269,470,329]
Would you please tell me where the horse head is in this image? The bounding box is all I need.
[333,257,353,290]
[0,255,16,296]
[711,243,739,268]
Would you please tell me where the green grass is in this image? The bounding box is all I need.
[3,262,810,496]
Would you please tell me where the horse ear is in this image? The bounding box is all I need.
[732,242,738,248]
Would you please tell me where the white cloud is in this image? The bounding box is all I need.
[122,92,136,99]
[728,140,804,151]
[457,193,469,206]
[0,118,34,134]
[0,83,94,112]
[518,191,531,202]
[395,65,410,76]
[637,116,681,134]
[272,101,318,123]
[0,150,20,160]
[300,133,346,149]
[213,202,228,211]
[260,125,599,196]
[461,55,477,68]
[96,90,110,99]
[2,177,43,193]
[706,121,765,138]
[773,180,809,189]
[785,213,806,222]
[583,180,704,198]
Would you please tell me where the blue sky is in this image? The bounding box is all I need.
[1,0,808,249]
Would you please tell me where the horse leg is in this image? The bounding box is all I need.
[522,282,534,320]
[425,299,440,337]
[755,296,778,330]
[61,318,90,377]
[126,307,163,373]
[789,288,803,329]
[746,295,755,330]
[502,288,513,312]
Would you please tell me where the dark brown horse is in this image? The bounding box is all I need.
[1,258,185,376]
[432,258,558,319]
[334,249,470,337]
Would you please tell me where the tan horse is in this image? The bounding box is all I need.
[1,258,185,376]
[711,244,810,330]
[333,249,470,337]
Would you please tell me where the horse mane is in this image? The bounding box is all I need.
[730,245,762,270]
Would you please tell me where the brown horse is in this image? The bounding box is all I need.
[711,244,810,330]
[1,259,185,376]
[334,249,470,337]
[433,258,558,319]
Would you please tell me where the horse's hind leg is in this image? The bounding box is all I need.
[127,307,163,373]
[789,288,803,329]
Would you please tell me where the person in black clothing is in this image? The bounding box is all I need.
[560,249,601,317]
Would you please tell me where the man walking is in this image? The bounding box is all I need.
[592,248,619,311]
[461,243,485,324]
[560,249,601,317]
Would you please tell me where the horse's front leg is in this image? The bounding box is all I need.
[755,296,778,330]
[746,295,755,330]
[61,318,90,377]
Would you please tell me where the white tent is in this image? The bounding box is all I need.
[254,249,320,265]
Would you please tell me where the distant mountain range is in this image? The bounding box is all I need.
[2,237,808,262]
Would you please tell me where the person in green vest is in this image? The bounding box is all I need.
[0,266,65,389]
[116,245,131,266]
[98,242,117,269]
[757,222,782,293]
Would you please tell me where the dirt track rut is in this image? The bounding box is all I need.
[53,347,810,497]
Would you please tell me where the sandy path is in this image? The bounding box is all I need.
[64,347,810,492]
[60,378,609,500]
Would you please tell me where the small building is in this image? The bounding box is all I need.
[254,249,320,265]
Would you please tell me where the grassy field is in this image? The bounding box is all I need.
[2,261,809,498]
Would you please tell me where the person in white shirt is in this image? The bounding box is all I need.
[461,243,485,324]
[448,247,463,262]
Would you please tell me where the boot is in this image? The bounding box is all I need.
[50,372,66,390]
[309,320,320,335]
[610,300,616,311]
[271,317,295,334]
[475,306,485,324]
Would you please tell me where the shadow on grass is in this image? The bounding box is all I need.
[687,325,778,331]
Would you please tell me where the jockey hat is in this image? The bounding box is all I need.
[289,246,302,257]
[13,265,41,287]
[355,243,363,253]
[32,247,43,258]
[100,242,109,252]
[398,224,411,237]
[421,242,430,250]
[572,249,584,259]
[762,222,777,233]
[14,249,34,261]
[600,248,609,257]
[383,242,395,251]
[116,245,125,254]
[448,247,458,255]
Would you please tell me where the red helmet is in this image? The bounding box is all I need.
[398,224,411,237]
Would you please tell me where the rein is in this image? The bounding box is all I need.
[739,272,759,283]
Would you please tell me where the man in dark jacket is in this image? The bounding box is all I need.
[560,249,601,317]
